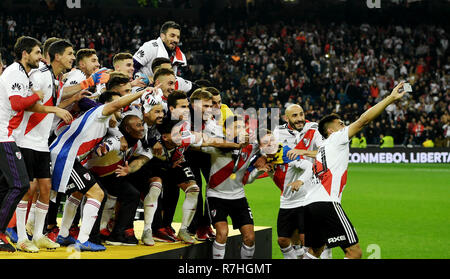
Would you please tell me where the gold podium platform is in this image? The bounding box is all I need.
[0,221,272,259]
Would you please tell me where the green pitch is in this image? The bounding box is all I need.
[174,163,450,259]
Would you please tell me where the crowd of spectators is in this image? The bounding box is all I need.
[0,8,449,147]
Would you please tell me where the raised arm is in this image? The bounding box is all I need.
[348,81,406,139]
[102,85,159,116]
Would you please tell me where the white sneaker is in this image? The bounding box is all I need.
[142,229,155,246]
[177,229,195,244]
[17,239,39,253]
[34,236,60,250]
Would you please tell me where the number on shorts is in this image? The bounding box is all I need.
[183,167,194,178]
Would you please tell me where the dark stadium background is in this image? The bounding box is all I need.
[0,0,449,261]
[1,0,449,150]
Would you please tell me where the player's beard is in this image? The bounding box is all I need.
[27,59,40,69]
[289,119,305,131]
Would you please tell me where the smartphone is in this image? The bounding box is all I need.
[403,83,413,92]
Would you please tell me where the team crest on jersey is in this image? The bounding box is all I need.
[15,152,22,160]
[83,173,91,181]
[241,152,248,161]
[303,138,310,146]
[210,209,216,218]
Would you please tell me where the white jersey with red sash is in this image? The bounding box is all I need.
[50,105,111,194]
[202,144,259,200]
[0,62,34,142]
[306,126,350,205]
[273,121,323,164]
[14,63,63,152]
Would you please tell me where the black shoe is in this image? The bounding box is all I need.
[88,234,103,245]
[0,232,16,252]
[105,229,138,246]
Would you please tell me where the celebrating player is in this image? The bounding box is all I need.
[287,81,408,259]
[14,39,74,252]
[133,21,187,78]
[52,84,155,251]
[0,36,42,252]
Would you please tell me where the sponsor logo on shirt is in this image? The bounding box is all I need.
[328,235,346,243]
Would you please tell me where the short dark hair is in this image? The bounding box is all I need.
[98,90,121,104]
[151,57,172,73]
[160,21,181,34]
[43,37,61,57]
[14,36,41,60]
[167,90,187,108]
[48,40,73,62]
[157,117,182,135]
[204,87,220,96]
[318,113,341,139]
[113,52,133,67]
[119,114,141,134]
[153,67,175,82]
[194,79,212,88]
[76,48,97,65]
[106,71,130,90]
[190,88,213,101]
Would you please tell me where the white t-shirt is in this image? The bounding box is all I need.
[14,64,63,152]
[305,126,350,205]
[0,62,33,142]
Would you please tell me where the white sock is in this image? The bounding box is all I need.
[100,194,117,230]
[16,200,29,242]
[26,203,36,229]
[77,198,101,243]
[302,251,319,259]
[281,244,297,259]
[143,182,162,231]
[320,247,333,259]
[59,195,81,238]
[180,185,199,230]
[241,243,255,259]
[33,200,49,240]
[212,240,226,259]
[293,244,307,258]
